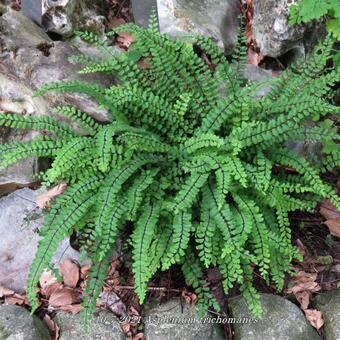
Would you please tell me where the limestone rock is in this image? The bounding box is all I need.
[156,0,240,53]
[0,11,113,189]
[0,304,50,340]
[252,0,305,57]
[42,0,105,37]
[228,293,320,340]
[143,298,225,340]
[314,290,340,340]
[0,188,79,293]
[54,310,125,340]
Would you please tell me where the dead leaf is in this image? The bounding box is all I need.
[43,314,60,340]
[295,291,310,310]
[0,285,14,297]
[42,283,61,299]
[181,290,197,305]
[121,322,132,337]
[99,291,126,316]
[49,288,80,307]
[247,48,264,66]
[116,32,134,50]
[5,293,27,305]
[80,264,91,280]
[130,333,144,340]
[324,219,340,238]
[58,304,82,314]
[36,182,67,209]
[320,200,340,220]
[59,259,80,288]
[40,271,58,289]
[304,309,324,330]
[108,17,126,29]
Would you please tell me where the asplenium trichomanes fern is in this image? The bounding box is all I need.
[0,13,339,328]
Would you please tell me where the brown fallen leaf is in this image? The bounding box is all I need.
[304,309,324,330]
[247,48,264,66]
[40,271,58,289]
[80,264,91,280]
[49,287,80,307]
[59,259,80,288]
[0,285,15,297]
[130,333,144,340]
[116,32,134,50]
[295,291,310,310]
[36,182,67,209]
[319,200,340,237]
[5,293,27,305]
[99,291,126,316]
[43,314,60,340]
[58,304,82,314]
[181,289,197,305]
[108,17,126,29]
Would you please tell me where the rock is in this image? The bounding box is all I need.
[157,0,240,53]
[0,188,80,293]
[244,64,276,97]
[252,0,322,58]
[143,298,225,340]
[42,0,105,38]
[314,290,340,340]
[0,11,113,189]
[0,304,50,340]
[54,310,125,340]
[228,293,320,340]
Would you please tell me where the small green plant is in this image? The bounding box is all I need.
[289,0,340,39]
[0,14,339,329]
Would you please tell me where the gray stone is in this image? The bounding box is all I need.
[143,298,225,340]
[54,310,125,340]
[252,0,308,57]
[0,304,50,340]
[22,0,43,25]
[157,0,240,53]
[0,11,113,189]
[132,0,158,28]
[0,188,79,293]
[314,290,340,340]
[244,64,276,97]
[229,293,320,340]
[42,0,105,37]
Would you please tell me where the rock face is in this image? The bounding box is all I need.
[42,0,105,37]
[157,0,240,52]
[143,299,225,340]
[0,304,50,340]
[0,11,113,189]
[0,188,79,293]
[228,294,320,340]
[54,310,125,340]
[314,290,340,340]
[252,0,317,57]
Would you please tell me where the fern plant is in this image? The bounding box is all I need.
[289,0,340,39]
[0,14,339,328]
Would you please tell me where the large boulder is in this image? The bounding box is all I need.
[314,290,340,340]
[143,298,225,340]
[0,11,113,190]
[252,0,324,57]
[0,188,79,293]
[156,0,240,52]
[228,293,320,340]
[54,310,125,340]
[0,304,50,340]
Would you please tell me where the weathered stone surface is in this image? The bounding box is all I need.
[0,188,79,293]
[252,0,322,58]
[42,0,105,37]
[229,294,320,340]
[157,0,240,52]
[314,290,340,340]
[0,304,50,340]
[54,310,125,340]
[0,11,113,189]
[244,64,276,97]
[143,298,225,340]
